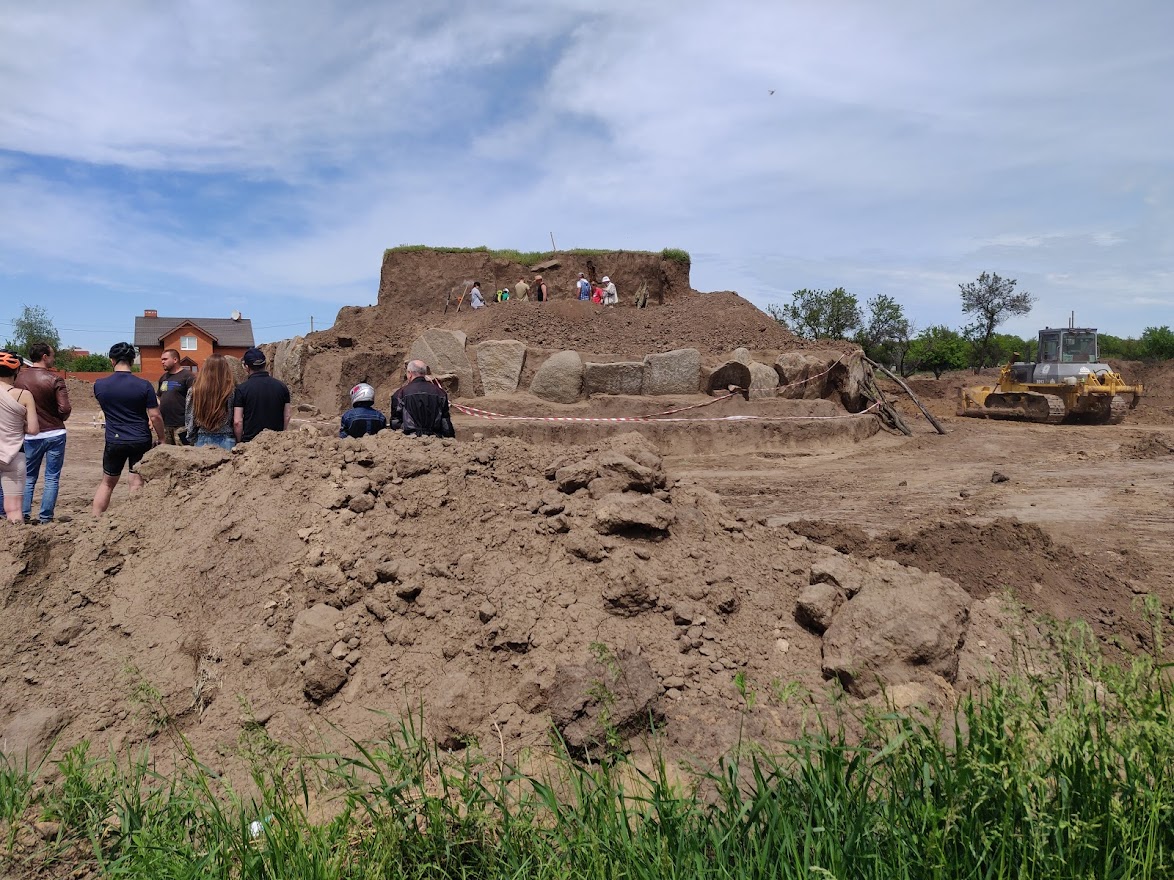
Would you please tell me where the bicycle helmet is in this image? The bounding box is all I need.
[349,382,376,406]
[108,341,137,365]
[0,350,21,374]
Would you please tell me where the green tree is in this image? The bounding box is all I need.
[854,294,913,370]
[987,332,1036,364]
[4,305,62,359]
[70,353,114,372]
[907,325,969,378]
[773,287,862,340]
[959,272,1035,369]
[1098,333,1142,360]
[1140,326,1174,361]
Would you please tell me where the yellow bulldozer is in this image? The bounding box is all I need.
[958,326,1142,424]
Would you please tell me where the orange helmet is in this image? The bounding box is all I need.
[0,350,22,370]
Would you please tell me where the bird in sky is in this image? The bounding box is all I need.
[768,89,775,95]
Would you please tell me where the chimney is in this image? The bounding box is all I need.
[144,309,158,318]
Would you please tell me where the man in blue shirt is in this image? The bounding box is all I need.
[576,273,591,300]
[92,342,165,515]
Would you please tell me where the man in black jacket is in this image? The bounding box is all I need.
[390,360,455,438]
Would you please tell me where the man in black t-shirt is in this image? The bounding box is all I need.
[92,342,165,515]
[157,348,194,444]
[232,348,291,442]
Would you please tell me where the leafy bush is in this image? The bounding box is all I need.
[70,354,114,372]
[907,325,969,378]
[1140,326,1174,361]
[660,247,691,266]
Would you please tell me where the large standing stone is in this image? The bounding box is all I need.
[748,362,780,399]
[703,361,752,395]
[530,350,584,404]
[642,348,702,395]
[409,329,474,397]
[267,336,307,387]
[730,347,753,365]
[476,340,527,396]
[821,565,971,697]
[775,351,837,400]
[774,349,868,410]
[584,362,645,396]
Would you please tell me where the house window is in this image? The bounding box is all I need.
[180,336,197,351]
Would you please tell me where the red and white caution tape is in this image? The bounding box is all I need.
[451,399,881,424]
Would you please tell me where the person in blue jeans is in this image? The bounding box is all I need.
[14,342,72,523]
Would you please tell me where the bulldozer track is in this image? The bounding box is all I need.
[1106,395,1128,425]
[1040,394,1067,424]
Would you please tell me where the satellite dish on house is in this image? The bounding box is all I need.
[230,310,242,321]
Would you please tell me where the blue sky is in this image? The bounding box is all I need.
[2,0,1172,353]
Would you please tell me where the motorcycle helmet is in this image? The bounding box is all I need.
[350,382,376,406]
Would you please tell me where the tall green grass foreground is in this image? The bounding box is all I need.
[2,621,1172,879]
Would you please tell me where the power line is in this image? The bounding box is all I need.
[0,318,313,333]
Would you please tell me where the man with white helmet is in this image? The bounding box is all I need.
[339,383,386,438]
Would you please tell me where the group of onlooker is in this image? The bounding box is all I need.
[468,271,620,309]
[339,359,455,439]
[0,341,457,523]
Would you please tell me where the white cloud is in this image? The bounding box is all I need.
[1,0,1172,344]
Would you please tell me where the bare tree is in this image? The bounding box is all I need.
[959,272,1034,369]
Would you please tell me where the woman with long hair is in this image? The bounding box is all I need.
[185,355,237,450]
[0,351,40,522]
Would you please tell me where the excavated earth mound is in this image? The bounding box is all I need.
[267,249,855,412]
[0,431,1035,771]
[788,518,1155,655]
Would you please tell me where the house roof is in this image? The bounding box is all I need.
[134,316,255,348]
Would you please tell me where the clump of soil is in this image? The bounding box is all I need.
[1120,433,1174,459]
[788,518,1154,653]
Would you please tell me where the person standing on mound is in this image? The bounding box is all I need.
[14,342,71,524]
[185,354,238,450]
[92,342,164,516]
[0,352,40,524]
[233,348,291,443]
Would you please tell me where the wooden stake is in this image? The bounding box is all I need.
[865,357,947,435]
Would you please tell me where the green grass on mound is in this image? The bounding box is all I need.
[3,608,1172,879]
[384,245,691,267]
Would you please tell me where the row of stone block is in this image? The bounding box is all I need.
[407,328,858,405]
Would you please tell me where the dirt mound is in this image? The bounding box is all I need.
[1,430,1025,771]
[789,517,1154,653]
[278,248,841,410]
[1119,433,1174,459]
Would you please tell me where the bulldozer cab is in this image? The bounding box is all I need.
[1037,328,1098,365]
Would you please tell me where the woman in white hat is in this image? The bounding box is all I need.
[602,275,618,306]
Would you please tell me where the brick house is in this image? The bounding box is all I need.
[133,309,255,383]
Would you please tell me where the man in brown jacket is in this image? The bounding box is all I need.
[14,343,71,523]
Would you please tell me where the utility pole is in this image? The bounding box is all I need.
[549,231,557,251]
[310,316,314,333]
